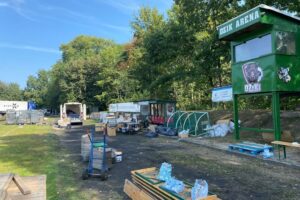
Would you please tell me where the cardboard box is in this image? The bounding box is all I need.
[216,119,231,125]
[107,127,117,136]
[95,123,105,132]
[178,133,189,138]
[117,123,124,128]
[93,148,113,169]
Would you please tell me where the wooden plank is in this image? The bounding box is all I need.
[133,170,185,200]
[123,179,154,200]
[6,175,46,200]
[0,174,14,190]
[198,195,219,200]
[271,141,300,148]
[242,142,272,149]
[0,190,7,200]
[132,174,175,200]
[131,167,157,175]
[12,175,31,195]
[132,176,169,200]
[0,174,14,200]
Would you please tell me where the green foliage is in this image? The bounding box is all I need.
[23,69,50,108]
[127,0,300,110]
[47,35,146,110]
[0,81,23,101]
[128,1,236,108]
[19,1,300,111]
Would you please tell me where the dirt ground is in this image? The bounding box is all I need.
[208,110,300,142]
[55,125,300,200]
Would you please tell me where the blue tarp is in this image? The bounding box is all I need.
[28,101,36,110]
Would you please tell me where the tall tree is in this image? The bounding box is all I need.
[23,69,50,108]
[0,81,23,101]
[50,35,133,110]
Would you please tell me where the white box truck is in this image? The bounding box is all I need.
[0,101,28,114]
[60,102,86,125]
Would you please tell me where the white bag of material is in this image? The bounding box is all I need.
[229,121,234,133]
[179,129,189,135]
[191,179,208,200]
[209,124,229,137]
[178,129,189,138]
[81,134,91,161]
[157,162,172,181]
[164,177,185,194]
[262,144,274,159]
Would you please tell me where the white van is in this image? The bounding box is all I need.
[60,102,86,125]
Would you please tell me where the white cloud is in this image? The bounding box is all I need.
[97,0,140,14]
[0,0,37,21]
[101,23,131,33]
[38,4,95,21]
[0,43,61,54]
[100,24,131,32]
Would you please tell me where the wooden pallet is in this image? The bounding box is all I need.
[242,142,273,150]
[124,179,154,200]
[0,174,46,200]
[228,142,272,155]
[125,167,220,200]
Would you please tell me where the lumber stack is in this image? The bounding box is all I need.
[124,167,220,200]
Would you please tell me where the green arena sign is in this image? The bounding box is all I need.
[218,4,300,141]
[218,7,261,39]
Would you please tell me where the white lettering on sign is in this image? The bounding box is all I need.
[219,23,233,35]
[236,10,259,28]
[244,83,261,93]
[219,10,260,36]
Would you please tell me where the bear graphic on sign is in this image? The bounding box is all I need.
[242,62,263,84]
[242,62,263,93]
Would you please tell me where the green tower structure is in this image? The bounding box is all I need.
[217,4,300,140]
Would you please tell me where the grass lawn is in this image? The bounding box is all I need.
[0,124,90,200]
[83,118,98,125]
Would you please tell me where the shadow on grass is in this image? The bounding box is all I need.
[0,132,98,199]
[0,133,61,199]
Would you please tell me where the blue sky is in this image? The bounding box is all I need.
[0,0,173,88]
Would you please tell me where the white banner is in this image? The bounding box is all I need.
[109,102,140,113]
[212,86,233,102]
[0,101,28,112]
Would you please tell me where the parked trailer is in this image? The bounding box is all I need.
[60,102,86,125]
[0,101,28,114]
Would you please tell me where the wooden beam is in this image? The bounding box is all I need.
[123,179,154,200]
[13,175,31,195]
[0,173,14,200]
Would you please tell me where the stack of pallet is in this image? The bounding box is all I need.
[124,167,220,200]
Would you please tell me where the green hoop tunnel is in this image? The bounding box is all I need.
[167,111,211,136]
